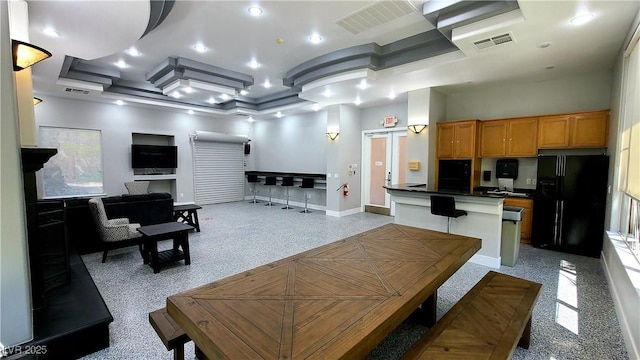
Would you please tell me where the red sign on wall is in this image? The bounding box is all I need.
[383,116,397,128]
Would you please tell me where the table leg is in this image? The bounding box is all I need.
[422,290,438,327]
[139,242,149,264]
[149,239,160,274]
[191,210,200,232]
[181,231,191,266]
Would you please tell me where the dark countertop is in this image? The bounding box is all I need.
[384,183,508,198]
[245,171,326,180]
[385,184,535,199]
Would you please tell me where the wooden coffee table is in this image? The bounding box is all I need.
[137,222,193,273]
[167,223,481,358]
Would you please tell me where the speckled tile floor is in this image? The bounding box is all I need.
[80,201,628,360]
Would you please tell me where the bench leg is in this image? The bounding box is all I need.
[173,342,184,360]
[518,316,532,349]
[195,345,208,359]
[421,291,438,328]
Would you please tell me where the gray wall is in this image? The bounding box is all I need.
[252,111,326,173]
[361,102,408,131]
[446,71,612,120]
[35,97,251,203]
[0,0,32,346]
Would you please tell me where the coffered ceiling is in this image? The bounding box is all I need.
[24,0,640,120]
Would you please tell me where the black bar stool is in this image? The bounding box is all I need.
[281,176,294,209]
[430,195,467,233]
[264,176,277,206]
[299,178,314,213]
[247,174,260,203]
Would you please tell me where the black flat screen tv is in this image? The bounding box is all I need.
[131,144,177,169]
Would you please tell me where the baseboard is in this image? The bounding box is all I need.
[469,253,500,269]
[325,207,362,218]
[244,196,326,211]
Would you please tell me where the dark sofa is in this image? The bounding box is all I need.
[65,193,174,254]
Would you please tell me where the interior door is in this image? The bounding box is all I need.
[363,131,406,216]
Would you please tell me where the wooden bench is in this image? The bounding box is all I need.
[149,308,207,360]
[403,271,542,359]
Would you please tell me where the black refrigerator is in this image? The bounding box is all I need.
[531,154,609,257]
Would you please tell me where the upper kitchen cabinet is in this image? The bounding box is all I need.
[437,120,478,159]
[479,117,538,157]
[538,110,609,149]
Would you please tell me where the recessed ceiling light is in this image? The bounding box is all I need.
[248,116,256,122]
[313,104,321,111]
[43,27,60,37]
[263,79,272,88]
[207,97,217,104]
[171,91,182,98]
[309,33,323,44]
[322,89,332,97]
[248,59,261,69]
[357,79,369,90]
[126,47,141,56]
[248,6,263,16]
[220,93,231,101]
[276,111,283,118]
[188,110,195,115]
[354,96,362,106]
[115,60,128,68]
[193,43,207,53]
[115,100,124,106]
[388,91,396,100]
[183,86,194,94]
[240,89,249,96]
[570,13,594,25]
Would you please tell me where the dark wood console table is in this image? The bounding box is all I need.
[173,204,202,232]
[137,222,193,273]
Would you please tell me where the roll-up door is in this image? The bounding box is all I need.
[192,131,247,204]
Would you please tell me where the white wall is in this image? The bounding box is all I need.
[35,97,251,203]
[446,71,612,120]
[0,0,32,347]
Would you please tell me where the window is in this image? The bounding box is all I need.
[624,197,639,260]
[39,127,103,198]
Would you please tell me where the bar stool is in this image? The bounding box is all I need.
[264,176,277,206]
[247,174,260,203]
[299,178,314,213]
[430,195,467,233]
[281,176,295,210]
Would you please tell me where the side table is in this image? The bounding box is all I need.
[173,204,202,232]
[137,222,193,273]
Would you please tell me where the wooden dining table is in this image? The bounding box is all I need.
[166,223,481,359]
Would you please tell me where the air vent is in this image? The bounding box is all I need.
[65,88,90,95]
[473,32,515,50]
[335,0,417,35]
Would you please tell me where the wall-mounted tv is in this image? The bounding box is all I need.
[131,144,177,169]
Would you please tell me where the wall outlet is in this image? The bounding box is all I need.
[533,178,537,185]
[179,193,184,198]
[526,178,532,185]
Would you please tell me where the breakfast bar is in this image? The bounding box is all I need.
[385,183,505,268]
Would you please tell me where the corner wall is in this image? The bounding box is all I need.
[0,0,32,347]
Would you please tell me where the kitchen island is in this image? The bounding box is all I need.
[385,183,505,268]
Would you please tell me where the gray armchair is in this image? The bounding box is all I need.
[124,181,150,195]
[88,197,143,263]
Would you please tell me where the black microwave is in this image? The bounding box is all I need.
[438,160,471,192]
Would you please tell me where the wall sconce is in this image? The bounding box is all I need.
[326,132,339,140]
[12,39,52,71]
[33,97,42,105]
[408,124,427,134]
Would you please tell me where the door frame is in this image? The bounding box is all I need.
[361,128,407,216]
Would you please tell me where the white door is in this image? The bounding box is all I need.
[363,131,407,215]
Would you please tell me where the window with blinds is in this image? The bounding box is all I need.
[192,140,245,204]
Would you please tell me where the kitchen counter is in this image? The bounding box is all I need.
[385,183,504,268]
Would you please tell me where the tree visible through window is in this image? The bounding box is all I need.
[39,127,103,197]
